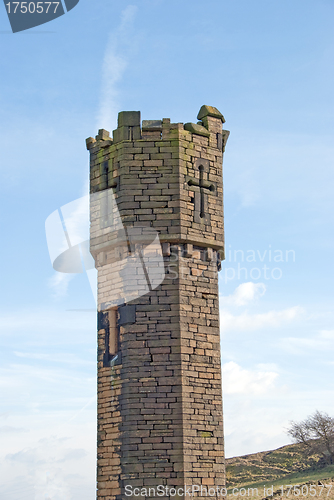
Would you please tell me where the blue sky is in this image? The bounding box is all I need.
[1,0,334,498]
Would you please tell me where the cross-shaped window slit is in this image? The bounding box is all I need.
[188,164,214,219]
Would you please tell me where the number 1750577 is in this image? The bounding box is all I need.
[282,485,333,497]
[5,2,60,14]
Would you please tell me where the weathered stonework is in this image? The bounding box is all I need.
[87,105,229,500]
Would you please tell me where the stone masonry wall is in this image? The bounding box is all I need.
[87,106,229,500]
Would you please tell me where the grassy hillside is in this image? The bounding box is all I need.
[226,442,334,499]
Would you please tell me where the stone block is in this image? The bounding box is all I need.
[142,120,163,131]
[184,122,210,138]
[113,125,141,143]
[96,129,111,141]
[118,111,141,127]
[197,105,225,123]
[86,136,96,150]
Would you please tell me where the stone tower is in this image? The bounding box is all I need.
[86,105,229,499]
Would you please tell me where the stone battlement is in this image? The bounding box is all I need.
[86,105,229,150]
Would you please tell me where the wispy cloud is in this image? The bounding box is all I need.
[13,351,95,367]
[97,5,138,131]
[0,308,95,337]
[0,426,28,434]
[220,305,303,333]
[223,361,278,395]
[4,436,88,500]
[0,375,96,499]
[221,282,266,306]
[319,329,334,340]
[279,328,334,354]
[219,283,304,334]
[48,272,73,299]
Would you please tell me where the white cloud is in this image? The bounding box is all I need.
[13,351,95,367]
[220,305,303,332]
[48,272,73,299]
[320,329,334,340]
[3,436,94,500]
[0,406,96,499]
[219,283,303,334]
[0,426,28,434]
[221,282,266,306]
[0,308,95,337]
[222,361,278,395]
[279,328,334,354]
[97,5,138,131]
[0,303,97,499]
[223,386,334,458]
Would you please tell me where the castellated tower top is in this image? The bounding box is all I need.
[87,105,229,257]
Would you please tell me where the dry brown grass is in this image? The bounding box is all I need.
[228,478,334,500]
[226,442,334,500]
